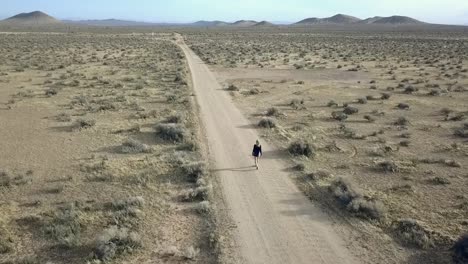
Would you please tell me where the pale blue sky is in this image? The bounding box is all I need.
[1,0,467,25]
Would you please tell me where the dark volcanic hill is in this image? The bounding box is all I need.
[371,16,424,24]
[253,21,275,27]
[232,20,258,27]
[192,20,230,27]
[359,16,384,24]
[295,14,361,25]
[2,11,60,25]
[320,14,361,24]
[296,14,428,26]
[295,17,320,25]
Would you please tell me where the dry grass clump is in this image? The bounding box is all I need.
[120,139,151,154]
[56,113,71,122]
[376,160,401,173]
[308,170,333,181]
[454,123,468,138]
[331,111,348,121]
[394,117,409,126]
[453,234,468,264]
[266,107,280,117]
[327,100,338,107]
[393,219,434,249]
[288,141,315,157]
[72,119,96,131]
[93,226,142,262]
[43,205,82,249]
[0,170,33,187]
[330,177,385,219]
[226,84,239,91]
[194,201,211,214]
[258,117,277,128]
[155,123,186,142]
[182,162,207,183]
[160,245,200,260]
[343,106,359,115]
[165,113,186,124]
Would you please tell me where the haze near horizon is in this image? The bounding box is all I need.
[1,0,467,25]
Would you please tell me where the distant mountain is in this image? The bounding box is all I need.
[359,16,384,24]
[232,20,258,27]
[320,14,361,24]
[253,21,275,27]
[370,16,424,24]
[2,11,61,25]
[64,19,158,27]
[192,20,230,27]
[295,17,320,25]
[295,14,361,25]
[295,14,427,25]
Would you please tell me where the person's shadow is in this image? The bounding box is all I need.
[211,166,257,172]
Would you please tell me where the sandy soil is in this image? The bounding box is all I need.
[177,36,367,264]
[0,33,215,264]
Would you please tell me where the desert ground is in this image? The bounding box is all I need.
[185,29,468,263]
[0,33,219,264]
[0,24,467,264]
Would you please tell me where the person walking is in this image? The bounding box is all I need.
[252,140,262,170]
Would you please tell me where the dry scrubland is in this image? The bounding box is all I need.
[0,33,216,263]
[187,31,468,263]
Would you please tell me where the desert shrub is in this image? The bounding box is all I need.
[343,106,359,115]
[404,85,419,94]
[0,170,11,187]
[93,226,142,262]
[45,87,59,96]
[182,186,211,202]
[56,113,71,122]
[288,141,314,157]
[357,98,367,104]
[376,160,400,173]
[166,93,177,103]
[452,234,468,264]
[428,176,450,185]
[72,119,96,131]
[394,117,409,126]
[182,162,207,183]
[327,100,338,107]
[393,219,434,249]
[121,139,151,154]
[399,140,410,147]
[454,124,468,138]
[166,113,185,124]
[381,93,391,100]
[290,99,304,109]
[444,159,461,168]
[226,84,239,91]
[364,115,376,122]
[248,88,260,95]
[428,89,441,96]
[194,201,211,214]
[258,118,276,128]
[308,170,333,181]
[44,205,82,248]
[330,177,384,219]
[397,103,410,110]
[331,111,348,121]
[293,163,305,171]
[445,113,466,122]
[155,124,185,142]
[266,107,279,116]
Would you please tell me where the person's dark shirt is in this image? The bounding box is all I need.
[252,145,262,156]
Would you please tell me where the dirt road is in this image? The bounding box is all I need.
[178,40,357,264]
